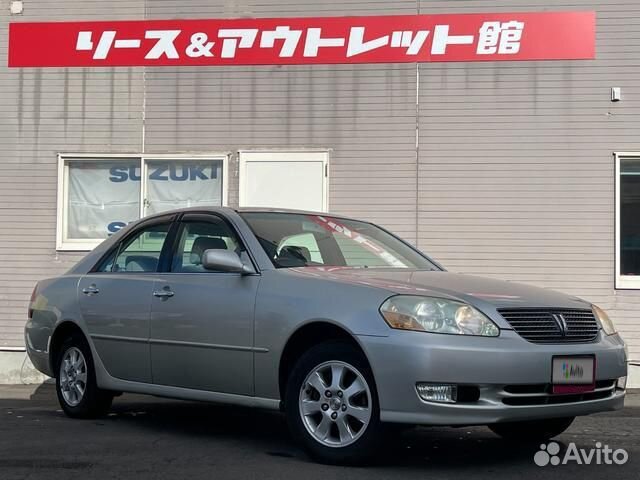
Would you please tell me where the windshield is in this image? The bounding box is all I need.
[240,212,440,270]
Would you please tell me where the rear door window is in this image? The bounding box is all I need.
[99,222,172,273]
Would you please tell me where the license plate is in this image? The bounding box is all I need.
[552,356,595,394]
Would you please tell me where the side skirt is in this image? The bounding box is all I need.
[99,375,281,410]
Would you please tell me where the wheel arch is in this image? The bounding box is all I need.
[49,321,87,377]
[278,321,371,401]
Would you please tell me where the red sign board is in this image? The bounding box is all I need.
[8,12,595,68]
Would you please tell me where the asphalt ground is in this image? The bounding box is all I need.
[0,384,638,480]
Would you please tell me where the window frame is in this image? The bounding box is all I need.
[615,152,640,289]
[56,153,229,251]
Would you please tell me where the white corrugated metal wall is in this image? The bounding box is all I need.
[0,0,638,384]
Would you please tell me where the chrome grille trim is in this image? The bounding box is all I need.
[498,308,600,344]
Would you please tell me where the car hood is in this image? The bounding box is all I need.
[288,268,591,321]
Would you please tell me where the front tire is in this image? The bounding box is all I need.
[55,332,113,418]
[489,416,575,442]
[285,341,384,465]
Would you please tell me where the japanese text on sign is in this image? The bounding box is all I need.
[8,12,595,67]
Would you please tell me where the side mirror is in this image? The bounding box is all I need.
[202,249,254,275]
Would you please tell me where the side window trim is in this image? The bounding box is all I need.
[91,242,124,274]
[163,220,188,274]
[107,241,125,273]
[156,220,182,274]
[90,214,177,273]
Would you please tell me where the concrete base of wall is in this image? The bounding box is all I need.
[0,351,49,385]
[0,350,639,389]
[628,364,640,389]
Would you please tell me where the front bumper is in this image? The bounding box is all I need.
[358,329,627,426]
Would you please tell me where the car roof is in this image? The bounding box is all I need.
[236,207,358,220]
[141,206,364,223]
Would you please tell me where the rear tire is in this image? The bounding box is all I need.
[55,332,113,418]
[489,416,575,442]
[285,341,384,465]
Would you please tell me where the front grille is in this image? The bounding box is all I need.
[498,308,600,344]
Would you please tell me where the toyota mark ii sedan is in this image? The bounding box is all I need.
[26,208,627,464]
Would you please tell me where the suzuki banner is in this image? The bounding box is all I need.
[66,160,223,240]
[8,11,595,68]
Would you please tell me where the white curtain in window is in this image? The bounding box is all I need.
[67,161,140,239]
[145,161,223,216]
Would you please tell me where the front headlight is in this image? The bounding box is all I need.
[592,304,617,335]
[380,296,500,337]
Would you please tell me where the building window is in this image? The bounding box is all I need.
[615,153,640,288]
[57,154,228,251]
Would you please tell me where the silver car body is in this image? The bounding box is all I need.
[26,207,627,425]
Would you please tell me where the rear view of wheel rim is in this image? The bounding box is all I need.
[59,347,88,407]
[298,360,372,448]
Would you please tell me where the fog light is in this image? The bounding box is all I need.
[616,376,627,390]
[416,383,457,403]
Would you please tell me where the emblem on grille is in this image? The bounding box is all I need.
[551,313,568,336]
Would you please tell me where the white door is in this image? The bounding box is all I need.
[239,151,328,211]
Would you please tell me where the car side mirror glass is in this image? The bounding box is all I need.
[202,249,254,275]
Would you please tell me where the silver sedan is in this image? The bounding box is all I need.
[26,208,627,464]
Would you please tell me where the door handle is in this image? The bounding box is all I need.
[82,285,99,295]
[153,289,175,299]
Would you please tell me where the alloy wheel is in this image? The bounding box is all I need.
[298,360,372,448]
[59,347,88,407]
